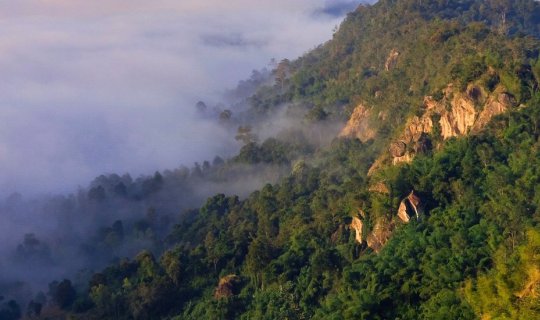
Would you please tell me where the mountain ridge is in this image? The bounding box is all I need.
[2,1,540,319]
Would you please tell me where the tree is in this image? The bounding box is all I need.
[113,182,127,197]
[274,59,291,92]
[0,298,21,320]
[88,185,106,201]
[15,233,51,263]
[50,279,77,310]
[136,250,159,282]
[195,101,207,114]
[219,109,232,122]
[465,229,540,319]
[27,300,43,318]
[488,0,511,34]
[245,237,275,289]
[212,156,225,166]
[306,105,328,122]
[235,125,258,145]
[161,251,182,286]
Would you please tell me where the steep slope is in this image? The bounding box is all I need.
[9,1,540,319]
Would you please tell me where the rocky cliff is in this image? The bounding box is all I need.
[384,84,514,167]
[350,216,364,244]
[344,84,515,250]
[366,218,394,253]
[350,191,423,252]
[339,103,376,142]
[397,191,423,223]
[342,83,516,170]
[385,49,400,71]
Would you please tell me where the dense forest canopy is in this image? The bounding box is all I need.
[2,0,540,319]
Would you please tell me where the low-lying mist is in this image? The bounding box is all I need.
[0,97,348,311]
[0,0,369,313]
[0,0,359,197]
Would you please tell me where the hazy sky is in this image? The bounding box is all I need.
[0,0,366,196]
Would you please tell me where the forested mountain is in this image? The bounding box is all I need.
[2,0,540,319]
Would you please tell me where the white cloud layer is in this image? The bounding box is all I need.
[0,0,365,195]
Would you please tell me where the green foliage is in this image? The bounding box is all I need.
[73,103,539,318]
[234,138,302,165]
[464,229,540,319]
[451,55,487,88]
[38,1,540,319]
[501,70,524,101]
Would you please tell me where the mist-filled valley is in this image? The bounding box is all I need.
[0,0,358,196]
[0,0,362,317]
[0,64,346,314]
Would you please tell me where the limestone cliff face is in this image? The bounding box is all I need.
[397,191,423,223]
[340,82,510,150]
[339,103,376,142]
[427,84,514,139]
[349,213,391,252]
[340,83,514,252]
[472,91,515,132]
[385,49,400,71]
[366,218,394,253]
[388,84,515,165]
[348,191,422,252]
[436,86,478,139]
[390,115,433,165]
[350,217,363,243]
[367,157,385,176]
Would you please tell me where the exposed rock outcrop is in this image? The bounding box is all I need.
[385,49,400,71]
[439,95,476,139]
[214,275,242,299]
[366,218,395,253]
[472,91,516,132]
[392,153,414,165]
[339,103,376,142]
[426,84,514,140]
[350,217,364,244]
[369,182,390,194]
[389,141,407,157]
[397,191,423,223]
[387,84,516,165]
[390,115,434,165]
[342,83,509,166]
[348,210,393,252]
[342,83,513,250]
[346,192,422,252]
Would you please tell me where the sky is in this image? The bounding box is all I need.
[0,0,368,196]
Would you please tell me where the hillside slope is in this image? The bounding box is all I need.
[5,1,540,319]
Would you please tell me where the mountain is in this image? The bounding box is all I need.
[3,0,540,319]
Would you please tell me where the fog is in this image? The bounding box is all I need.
[0,0,376,311]
[0,0,368,196]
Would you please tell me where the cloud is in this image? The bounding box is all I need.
[0,0,383,302]
[0,0,363,196]
[201,33,266,48]
[314,1,365,17]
